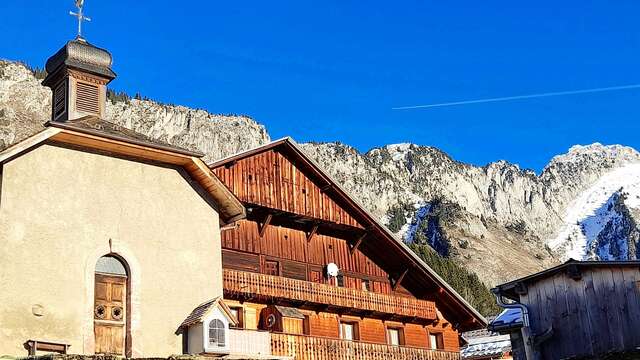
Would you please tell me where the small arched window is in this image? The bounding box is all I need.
[209,319,225,347]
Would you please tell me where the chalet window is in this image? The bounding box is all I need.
[208,319,225,347]
[429,332,444,350]
[386,327,404,346]
[264,260,280,276]
[336,273,345,287]
[340,321,359,341]
[229,307,243,328]
[361,279,370,292]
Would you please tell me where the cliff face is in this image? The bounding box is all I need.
[3,59,640,286]
[0,60,270,162]
[298,142,640,285]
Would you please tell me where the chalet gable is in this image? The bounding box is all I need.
[212,140,365,233]
[210,138,486,331]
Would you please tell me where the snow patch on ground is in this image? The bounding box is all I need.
[547,163,640,260]
[386,143,412,161]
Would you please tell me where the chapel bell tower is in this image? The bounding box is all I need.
[42,37,116,121]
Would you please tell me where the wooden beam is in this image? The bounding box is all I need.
[259,214,273,237]
[392,269,409,291]
[350,232,367,254]
[306,224,319,242]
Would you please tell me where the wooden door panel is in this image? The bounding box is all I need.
[95,283,108,301]
[95,324,124,355]
[111,284,124,304]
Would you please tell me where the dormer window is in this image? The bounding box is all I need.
[208,319,225,347]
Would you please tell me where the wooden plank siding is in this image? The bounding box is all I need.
[270,333,460,360]
[221,220,396,294]
[517,267,640,359]
[213,150,363,228]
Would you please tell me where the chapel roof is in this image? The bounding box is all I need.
[45,37,116,82]
[47,116,203,157]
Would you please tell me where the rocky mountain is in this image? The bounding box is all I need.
[3,59,640,287]
[0,60,270,162]
[299,142,640,284]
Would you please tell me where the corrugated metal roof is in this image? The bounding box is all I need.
[461,333,511,359]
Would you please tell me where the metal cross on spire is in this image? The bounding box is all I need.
[69,0,91,39]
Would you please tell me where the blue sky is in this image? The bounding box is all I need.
[1,1,638,172]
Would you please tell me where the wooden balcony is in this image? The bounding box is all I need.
[223,269,437,322]
[271,333,460,360]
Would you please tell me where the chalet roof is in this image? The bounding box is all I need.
[0,121,245,225]
[494,259,640,300]
[209,137,487,331]
[273,305,305,319]
[176,297,238,333]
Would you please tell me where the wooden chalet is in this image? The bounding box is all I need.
[209,138,486,360]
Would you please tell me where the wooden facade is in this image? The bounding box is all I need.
[210,138,485,359]
[493,260,640,360]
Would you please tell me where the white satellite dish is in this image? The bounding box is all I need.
[326,263,339,277]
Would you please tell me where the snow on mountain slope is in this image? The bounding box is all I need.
[548,163,640,260]
[301,142,640,284]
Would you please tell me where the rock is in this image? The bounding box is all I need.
[0,60,269,162]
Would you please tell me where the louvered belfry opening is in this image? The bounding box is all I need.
[42,37,116,121]
[76,81,100,115]
[53,80,67,120]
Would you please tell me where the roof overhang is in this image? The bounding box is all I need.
[0,126,245,225]
[210,137,487,331]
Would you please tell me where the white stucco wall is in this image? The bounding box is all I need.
[0,144,223,357]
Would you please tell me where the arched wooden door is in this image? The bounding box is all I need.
[94,255,127,355]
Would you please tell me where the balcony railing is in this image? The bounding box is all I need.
[223,269,436,321]
[271,333,460,360]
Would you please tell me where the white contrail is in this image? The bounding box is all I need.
[392,84,640,110]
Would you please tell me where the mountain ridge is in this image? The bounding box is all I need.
[3,59,639,288]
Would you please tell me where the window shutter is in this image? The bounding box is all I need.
[76,82,100,114]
